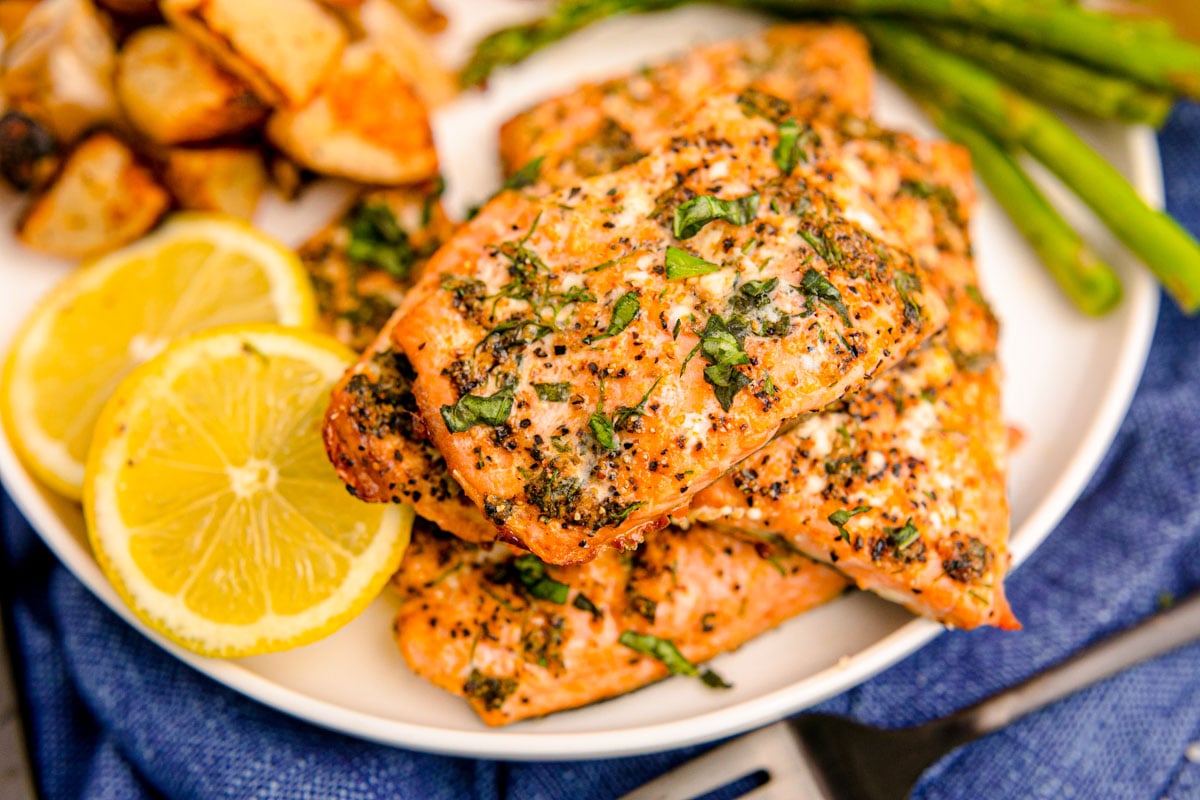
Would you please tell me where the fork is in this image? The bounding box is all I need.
[620,591,1200,800]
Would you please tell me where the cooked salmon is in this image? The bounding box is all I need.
[383,95,947,565]
[691,121,1015,630]
[300,181,452,352]
[498,23,873,187]
[391,520,849,725]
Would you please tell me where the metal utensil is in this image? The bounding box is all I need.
[621,591,1200,800]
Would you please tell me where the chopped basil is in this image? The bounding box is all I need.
[511,554,570,603]
[440,385,514,432]
[700,669,733,689]
[585,291,640,343]
[894,270,925,326]
[739,277,779,299]
[773,119,810,175]
[673,193,760,240]
[462,669,518,711]
[614,377,662,431]
[533,382,572,402]
[501,155,544,192]
[618,631,697,676]
[798,228,844,268]
[346,202,415,280]
[828,505,872,542]
[794,269,852,327]
[692,314,752,411]
[573,592,602,619]
[736,88,790,122]
[665,245,722,279]
[589,411,617,450]
[887,518,920,550]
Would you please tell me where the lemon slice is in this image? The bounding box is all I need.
[2,214,316,499]
[84,325,411,657]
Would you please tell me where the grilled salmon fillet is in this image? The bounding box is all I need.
[498,23,873,187]
[691,122,1016,630]
[391,520,849,725]
[309,182,501,539]
[384,94,948,566]
[300,181,452,352]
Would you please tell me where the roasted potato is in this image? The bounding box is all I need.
[160,0,346,108]
[3,0,120,142]
[94,0,159,16]
[358,0,455,108]
[116,26,267,144]
[266,42,437,185]
[163,147,266,219]
[17,131,170,258]
[0,0,39,43]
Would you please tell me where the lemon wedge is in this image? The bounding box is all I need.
[1,213,316,499]
[84,324,411,657]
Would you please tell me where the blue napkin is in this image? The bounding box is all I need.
[5,103,1200,800]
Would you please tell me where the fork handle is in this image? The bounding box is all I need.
[952,591,1200,739]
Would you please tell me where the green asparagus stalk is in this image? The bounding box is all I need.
[863,20,1200,313]
[926,106,1122,316]
[913,23,1173,128]
[461,0,686,88]
[464,0,1200,99]
[752,0,1200,98]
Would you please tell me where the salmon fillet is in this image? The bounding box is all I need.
[312,183,504,540]
[385,94,948,565]
[299,181,453,352]
[498,23,873,187]
[691,122,1016,630]
[391,520,849,725]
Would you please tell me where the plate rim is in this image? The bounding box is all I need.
[0,125,1162,761]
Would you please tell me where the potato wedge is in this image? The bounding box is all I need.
[3,0,120,142]
[17,131,170,258]
[161,0,346,108]
[163,147,266,219]
[266,42,437,185]
[116,26,267,145]
[0,0,39,43]
[358,0,455,108]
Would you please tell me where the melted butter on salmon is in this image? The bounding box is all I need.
[390,94,948,565]
[391,520,849,725]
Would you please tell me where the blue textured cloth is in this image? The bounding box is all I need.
[5,104,1200,800]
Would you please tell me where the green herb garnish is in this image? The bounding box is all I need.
[673,193,760,240]
[887,518,920,550]
[894,270,925,327]
[585,291,639,343]
[828,505,872,542]
[440,385,514,432]
[665,245,722,279]
[618,631,697,675]
[502,155,544,192]
[589,411,617,450]
[773,119,810,175]
[511,554,570,603]
[346,202,415,280]
[573,593,602,619]
[614,377,662,431]
[533,382,572,402]
[694,314,752,411]
[700,669,733,689]
[798,228,844,268]
[794,269,852,326]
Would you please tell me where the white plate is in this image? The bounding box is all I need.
[0,2,1161,761]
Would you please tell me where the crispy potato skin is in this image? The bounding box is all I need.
[691,126,1016,630]
[498,24,873,187]
[266,43,438,185]
[391,522,849,725]
[387,95,947,566]
[116,26,267,145]
[162,147,266,219]
[161,0,346,108]
[17,130,169,258]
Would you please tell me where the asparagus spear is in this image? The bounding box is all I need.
[752,0,1200,98]
[461,0,686,88]
[914,23,1173,128]
[464,0,1200,100]
[926,106,1122,316]
[863,20,1200,313]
